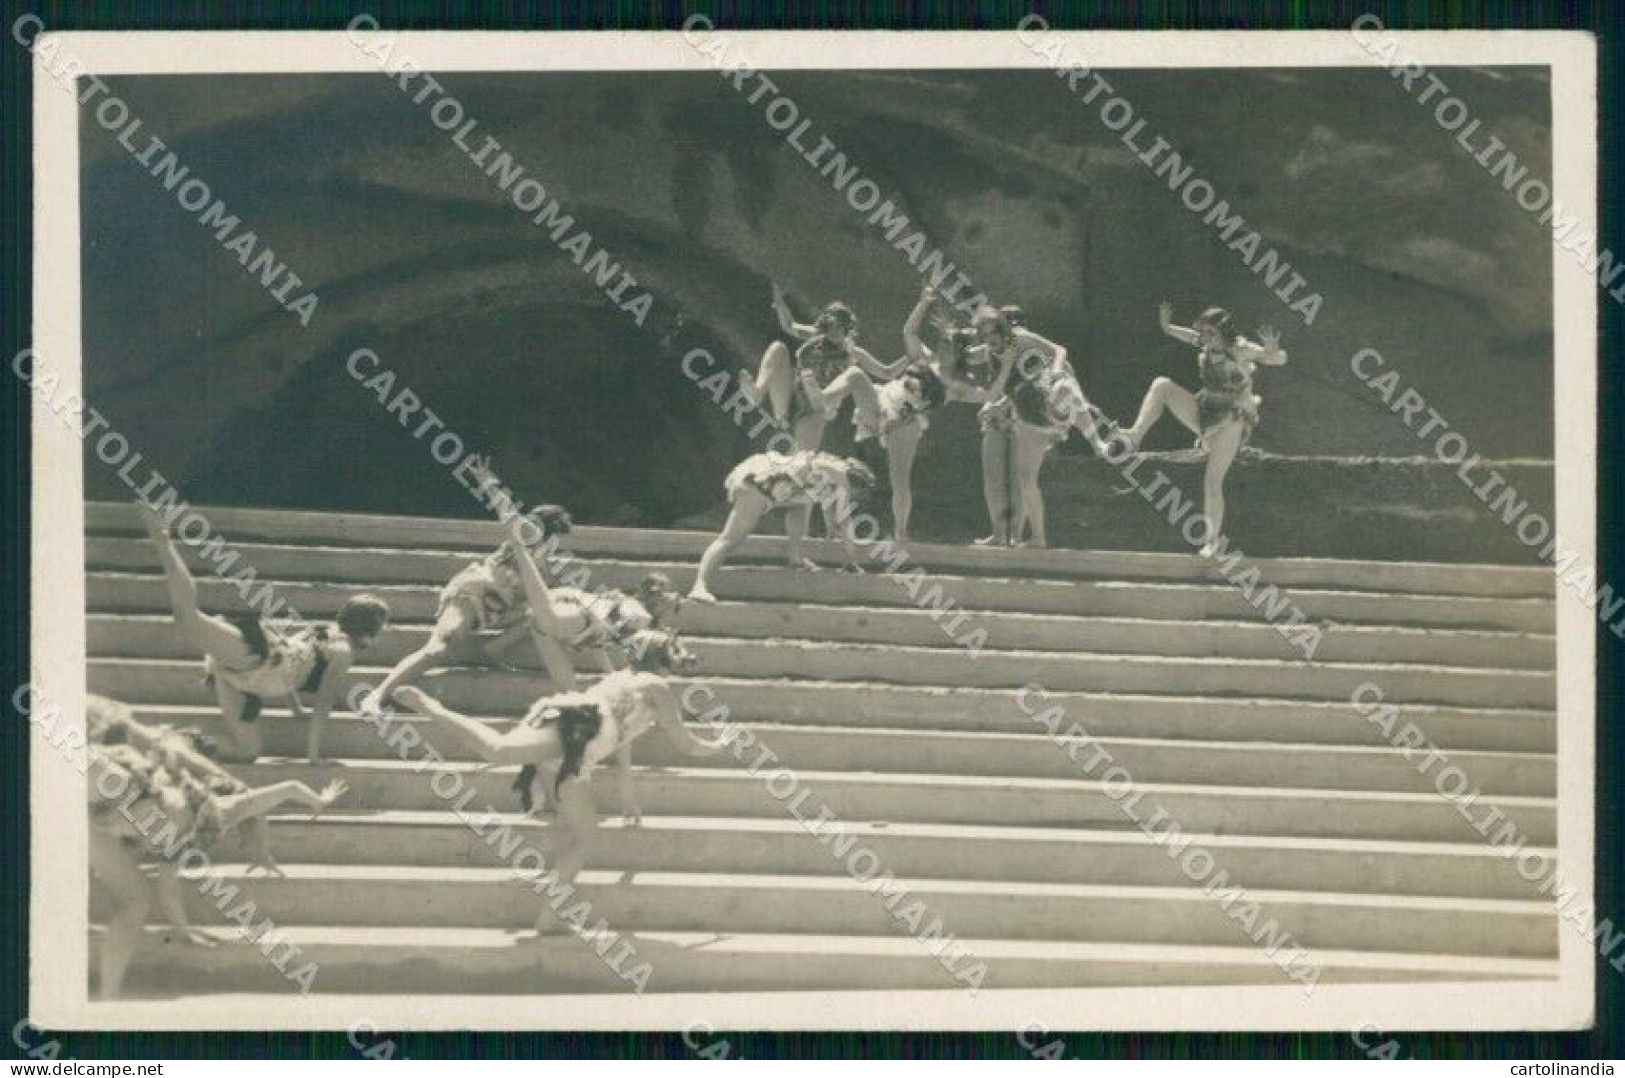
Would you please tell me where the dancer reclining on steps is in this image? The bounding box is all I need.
[88,694,347,997]
[139,501,389,764]
[686,450,877,605]
[360,470,572,715]
[389,490,728,936]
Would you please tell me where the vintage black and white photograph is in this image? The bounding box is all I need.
[24,25,1598,1032]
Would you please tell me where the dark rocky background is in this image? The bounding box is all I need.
[80,67,1555,562]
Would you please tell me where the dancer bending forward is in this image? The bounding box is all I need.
[687,450,877,604]
[887,285,1019,541]
[971,306,1114,548]
[1120,302,1286,555]
[138,502,389,763]
[390,502,727,936]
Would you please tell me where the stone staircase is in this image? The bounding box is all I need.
[82,502,1559,996]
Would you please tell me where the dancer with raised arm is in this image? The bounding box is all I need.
[740,285,909,450]
[390,500,727,936]
[138,502,389,763]
[1120,303,1287,555]
[970,306,1114,548]
[686,450,877,604]
[360,480,572,714]
[892,285,1014,541]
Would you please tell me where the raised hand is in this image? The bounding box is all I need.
[1158,300,1174,326]
[1257,324,1282,351]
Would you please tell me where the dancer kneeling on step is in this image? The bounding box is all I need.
[389,497,728,936]
[686,450,877,604]
[138,502,389,764]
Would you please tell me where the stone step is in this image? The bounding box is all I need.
[90,616,1555,708]
[92,661,1557,754]
[85,501,1558,598]
[246,811,1553,901]
[84,540,1555,668]
[96,927,1560,997]
[85,555,1555,634]
[97,865,1558,958]
[128,704,1555,796]
[217,758,1555,845]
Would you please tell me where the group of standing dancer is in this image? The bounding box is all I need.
[92,284,1286,994]
[688,282,1288,595]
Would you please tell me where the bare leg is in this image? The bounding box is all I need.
[689,494,768,603]
[744,341,794,425]
[784,503,817,570]
[977,425,1012,546]
[137,504,258,664]
[91,831,150,999]
[1199,420,1246,556]
[816,368,883,440]
[1013,426,1053,548]
[1124,377,1201,449]
[363,601,477,713]
[481,623,534,666]
[395,687,565,769]
[886,420,922,541]
[533,778,600,935]
[793,413,828,451]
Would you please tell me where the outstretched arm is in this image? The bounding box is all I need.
[903,288,936,365]
[306,649,352,763]
[1158,301,1201,347]
[772,284,817,339]
[1015,328,1067,370]
[1235,325,1288,366]
[852,345,910,381]
[644,679,729,757]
